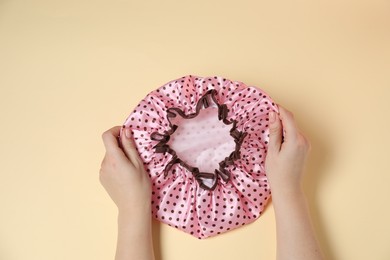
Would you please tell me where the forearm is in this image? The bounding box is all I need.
[272,188,324,260]
[115,208,155,260]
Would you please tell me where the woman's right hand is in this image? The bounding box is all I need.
[264,105,324,260]
[265,105,311,198]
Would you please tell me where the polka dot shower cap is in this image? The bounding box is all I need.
[122,75,278,239]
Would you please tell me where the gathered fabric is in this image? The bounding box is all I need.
[122,75,278,239]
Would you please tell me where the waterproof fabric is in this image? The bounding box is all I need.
[122,75,278,239]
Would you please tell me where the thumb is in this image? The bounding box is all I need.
[268,111,283,153]
[120,127,143,169]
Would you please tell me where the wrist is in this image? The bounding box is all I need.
[271,185,305,204]
[118,203,152,219]
[117,207,152,235]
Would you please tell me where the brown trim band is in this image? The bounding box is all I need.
[150,89,247,191]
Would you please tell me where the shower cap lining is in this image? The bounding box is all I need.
[150,89,247,190]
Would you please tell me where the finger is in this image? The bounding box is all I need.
[121,127,143,169]
[102,126,123,154]
[278,106,299,142]
[268,111,283,153]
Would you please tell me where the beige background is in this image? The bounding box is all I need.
[1,0,389,259]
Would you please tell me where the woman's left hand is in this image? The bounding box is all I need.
[99,126,151,214]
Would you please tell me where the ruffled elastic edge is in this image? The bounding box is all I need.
[150,89,247,191]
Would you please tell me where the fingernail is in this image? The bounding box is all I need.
[125,128,132,139]
[269,112,276,123]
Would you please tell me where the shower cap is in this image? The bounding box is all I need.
[122,75,278,239]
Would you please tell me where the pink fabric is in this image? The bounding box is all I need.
[122,75,278,239]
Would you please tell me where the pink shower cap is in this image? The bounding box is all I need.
[122,75,278,239]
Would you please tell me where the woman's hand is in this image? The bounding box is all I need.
[100,126,155,260]
[265,105,311,198]
[264,105,323,260]
[99,126,151,214]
